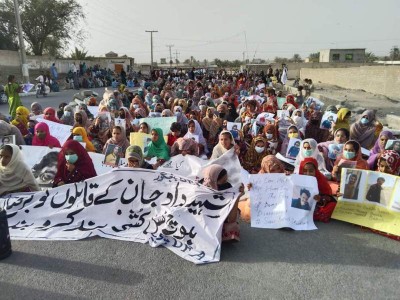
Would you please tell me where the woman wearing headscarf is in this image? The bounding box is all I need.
[0,120,25,145]
[103,126,131,158]
[57,102,68,119]
[291,109,307,134]
[318,128,350,172]
[305,103,328,143]
[74,110,89,129]
[30,102,43,117]
[72,127,96,152]
[174,105,188,128]
[226,102,239,122]
[11,106,30,137]
[88,112,112,153]
[161,109,173,117]
[53,140,97,187]
[210,130,239,160]
[145,128,170,161]
[4,75,22,119]
[125,145,155,169]
[333,107,351,132]
[60,105,75,126]
[367,130,394,170]
[280,125,303,157]
[350,110,378,149]
[263,123,279,154]
[241,136,270,173]
[170,137,199,157]
[332,140,369,181]
[285,94,299,109]
[78,103,94,120]
[294,138,329,178]
[0,144,39,195]
[201,164,244,242]
[32,122,61,148]
[117,107,134,137]
[184,119,208,155]
[202,107,220,147]
[43,107,61,123]
[377,150,400,176]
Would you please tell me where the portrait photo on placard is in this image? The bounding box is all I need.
[385,139,400,154]
[286,138,302,159]
[390,180,400,211]
[31,151,59,188]
[290,186,314,211]
[340,169,365,201]
[364,172,396,206]
[320,112,338,130]
[0,134,16,145]
[104,144,122,167]
[328,143,344,160]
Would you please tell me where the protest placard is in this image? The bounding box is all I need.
[36,118,72,146]
[130,132,168,154]
[277,97,286,109]
[87,106,99,118]
[248,173,318,230]
[320,112,338,130]
[333,168,400,236]
[0,135,16,145]
[140,116,176,135]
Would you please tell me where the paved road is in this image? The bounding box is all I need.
[1,89,399,299]
[1,220,399,299]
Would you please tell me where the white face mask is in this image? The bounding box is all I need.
[266,133,273,139]
[255,146,265,153]
[292,116,302,124]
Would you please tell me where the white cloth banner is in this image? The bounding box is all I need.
[158,148,242,189]
[248,174,318,230]
[0,168,237,264]
[36,118,72,146]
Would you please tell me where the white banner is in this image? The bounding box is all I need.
[36,118,73,146]
[0,168,238,264]
[248,174,318,230]
[158,148,242,189]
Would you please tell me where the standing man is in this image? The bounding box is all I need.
[71,62,79,90]
[50,63,58,81]
[4,75,22,119]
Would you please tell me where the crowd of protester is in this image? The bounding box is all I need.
[1,67,399,242]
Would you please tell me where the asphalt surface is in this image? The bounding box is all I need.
[1,89,400,299]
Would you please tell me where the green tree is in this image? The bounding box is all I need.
[70,47,88,60]
[308,52,320,62]
[390,45,400,60]
[291,53,302,63]
[0,1,18,50]
[365,51,378,63]
[0,0,85,56]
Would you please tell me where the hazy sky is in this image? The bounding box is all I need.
[73,0,400,63]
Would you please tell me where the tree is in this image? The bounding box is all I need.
[390,46,400,60]
[183,58,191,64]
[0,0,85,56]
[274,57,288,63]
[308,52,320,62]
[291,54,302,63]
[70,47,88,60]
[0,1,18,50]
[365,51,378,63]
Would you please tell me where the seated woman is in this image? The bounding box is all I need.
[291,109,307,135]
[53,140,97,187]
[263,124,279,154]
[43,107,61,123]
[305,104,328,143]
[0,144,40,195]
[138,121,150,134]
[11,106,30,143]
[117,107,134,137]
[125,145,157,169]
[170,137,199,157]
[367,130,394,170]
[184,119,208,155]
[74,110,89,129]
[145,128,170,163]
[32,122,61,148]
[280,125,303,157]
[72,127,96,152]
[0,120,25,145]
[103,126,131,158]
[294,138,330,178]
[201,164,244,242]
[60,105,75,126]
[332,140,369,181]
[318,128,350,172]
[167,122,182,147]
[30,102,43,117]
[88,114,112,153]
[350,110,377,149]
[333,107,351,133]
[377,150,400,176]
[210,130,240,160]
[241,136,270,174]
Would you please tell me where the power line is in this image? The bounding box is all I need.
[166,44,174,64]
[145,30,158,71]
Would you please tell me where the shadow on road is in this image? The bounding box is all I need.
[2,251,145,286]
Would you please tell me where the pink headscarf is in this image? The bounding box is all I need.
[202,164,225,190]
[32,122,61,147]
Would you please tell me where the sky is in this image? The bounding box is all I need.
[72,0,400,63]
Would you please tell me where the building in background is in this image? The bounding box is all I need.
[319,48,366,63]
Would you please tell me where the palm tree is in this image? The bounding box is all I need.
[71,47,88,60]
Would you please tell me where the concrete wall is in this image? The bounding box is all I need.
[319,49,365,63]
[300,65,400,100]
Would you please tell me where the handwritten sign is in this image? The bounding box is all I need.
[249,174,318,230]
[140,116,176,135]
[333,169,400,236]
[36,118,72,146]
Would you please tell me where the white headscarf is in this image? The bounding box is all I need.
[184,119,208,154]
[0,144,39,195]
[294,138,328,174]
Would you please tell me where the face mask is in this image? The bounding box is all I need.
[343,150,356,160]
[360,117,369,125]
[303,149,313,157]
[64,111,71,117]
[255,146,265,153]
[73,135,83,142]
[266,133,273,139]
[133,104,139,109]
[288,132,299,139]
[292,116,302,124]
[65,154,78,164]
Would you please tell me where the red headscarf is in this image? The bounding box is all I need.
[299,157,332,195]
[285,94,298,109]
[54,140,97,185]
[43,107,61,123]
[32,122,61,148]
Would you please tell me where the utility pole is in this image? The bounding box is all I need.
[145,30,158,74]
[13,0,29,83]
[166,44,174,70]
[175,50,180,62]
